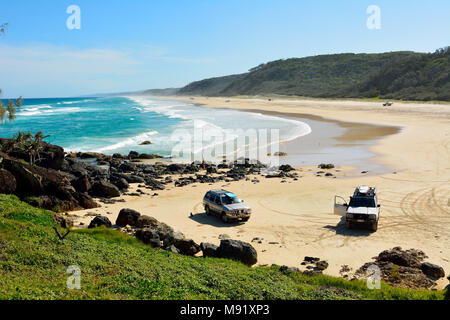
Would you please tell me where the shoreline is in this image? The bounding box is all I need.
[68,95,450,289]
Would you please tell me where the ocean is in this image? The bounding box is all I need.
[0,96,312,163]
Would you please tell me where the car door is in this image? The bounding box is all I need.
[213,195,222,216]
[334,196,348,216]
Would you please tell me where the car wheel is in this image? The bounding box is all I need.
[371,221,378,232]
[242,217,249,222]
[345,221,351,229]
[205,206,211,216]
[221,213,228,223]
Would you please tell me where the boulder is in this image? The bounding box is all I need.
[88,216,112,229]
[316,261,329,270]
[173,238,201,256]
[110,177,129,191]
[215,239,258,266]
[136,215,159,228]
[200,242,218,257]
[421,262,445,279]
[377,247,423,268]
[116,208,141,227]
[139,141,152,145]
[163,231,185,247]
[135,228,161,248]
[71,175,91,193]
[74,192,100,209]
[165,245,180,254]
[90,180,120,198]
[0,168,17,193]
[3,159,43,195]
[280,266,300,273]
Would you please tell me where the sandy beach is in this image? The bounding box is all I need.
[71,96,450,288]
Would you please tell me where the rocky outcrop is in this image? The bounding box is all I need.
[200,242,218,257]
[355,247,445,289]
[215,239,257,266]
[421,262,445,279]
[116,208,141,227]
[0,168,17,194]
[88,216,112,229]
[90,181,120,198]
[135,228,161,248]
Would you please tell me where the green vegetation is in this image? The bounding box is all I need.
[177,47,450,101]
[0,22,23,124]
[0,194,444,300]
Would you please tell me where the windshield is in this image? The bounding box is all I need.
[349,197,376,208]
[221,195,241,205]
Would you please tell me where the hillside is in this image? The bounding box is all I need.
[176,47,450,101]
[0,194,444,300]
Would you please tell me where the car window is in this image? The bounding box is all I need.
[214,196,222,205]
[221,195,241,205]
[349,197,376,207]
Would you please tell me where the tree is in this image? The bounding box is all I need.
[0,23,23,124]
[2,131,50,166]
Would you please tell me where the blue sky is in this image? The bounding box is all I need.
[0,0,449,98]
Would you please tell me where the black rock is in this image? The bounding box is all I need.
[88,216,112,229]
[116,208,141,227]
[215,239,258,266]
[421,262,445,279]
[200,242,218,257]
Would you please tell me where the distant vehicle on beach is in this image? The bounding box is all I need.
[383,101,393,107]
[334,186,381,231]
[203,190,252,223]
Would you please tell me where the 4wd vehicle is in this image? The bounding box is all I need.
[203,190,251,223]
[334,186,381,231]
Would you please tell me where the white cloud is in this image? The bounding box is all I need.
[0,43,215,97]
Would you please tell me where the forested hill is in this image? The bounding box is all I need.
[176,48,450,101]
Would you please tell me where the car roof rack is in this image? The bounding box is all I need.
[353,185,376,197]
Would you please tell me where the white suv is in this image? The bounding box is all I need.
[334,186,380,231]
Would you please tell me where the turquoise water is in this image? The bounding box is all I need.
[0,96,311,161]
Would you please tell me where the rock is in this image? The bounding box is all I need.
[71,175,92,193]
[280,265,300,273]
[200,242,218,257]
[135,228,161,248]
[110,177,129,191]
[51,213,74,229]
[155,222,175,241]
[3,159,43,195]
[74,192,100,209]
[0,168,16,193]
[163,231,186,247]
[377,247,424,268]
[304,256,320,263]
[316,261,329,270]
[139,141,152,145]
[136,215,159,228]
[219,234,231,240]
[318,163,335,169]
[165,245,180,254]
[88,216,112,229]
[173,238,201,256]
[215,239,258,266]
[128,151,140,159]
[279,165,295,172]
[421,262,445,279]
[116,208,141,227]
[91,180,120,198]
